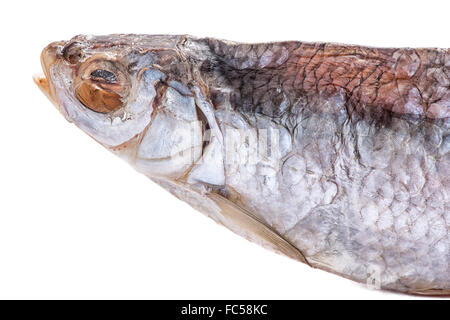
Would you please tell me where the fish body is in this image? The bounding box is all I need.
[35,35,449,295]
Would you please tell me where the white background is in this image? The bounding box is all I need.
[0,0,447,299]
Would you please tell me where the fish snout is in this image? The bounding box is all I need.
[41,41,66,71]
[34,41,67,109]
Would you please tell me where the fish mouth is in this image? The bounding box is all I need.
[33,41,66,110]
[33,73,54,102]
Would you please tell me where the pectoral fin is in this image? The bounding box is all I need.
[207,192,309,265]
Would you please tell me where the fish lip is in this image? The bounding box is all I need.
[33,73,54,101]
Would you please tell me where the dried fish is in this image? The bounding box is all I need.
[35,35,449,295]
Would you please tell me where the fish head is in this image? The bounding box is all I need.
[35,34,207,179]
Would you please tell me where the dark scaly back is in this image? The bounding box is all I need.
[190,38,449,121]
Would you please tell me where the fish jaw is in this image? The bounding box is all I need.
[33,73,54,103]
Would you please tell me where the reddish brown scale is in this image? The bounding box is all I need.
[202,38,449,119]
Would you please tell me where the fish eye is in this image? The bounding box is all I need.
[74,59,130,113]
[90,69,117,84]
[75,81,123,113]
